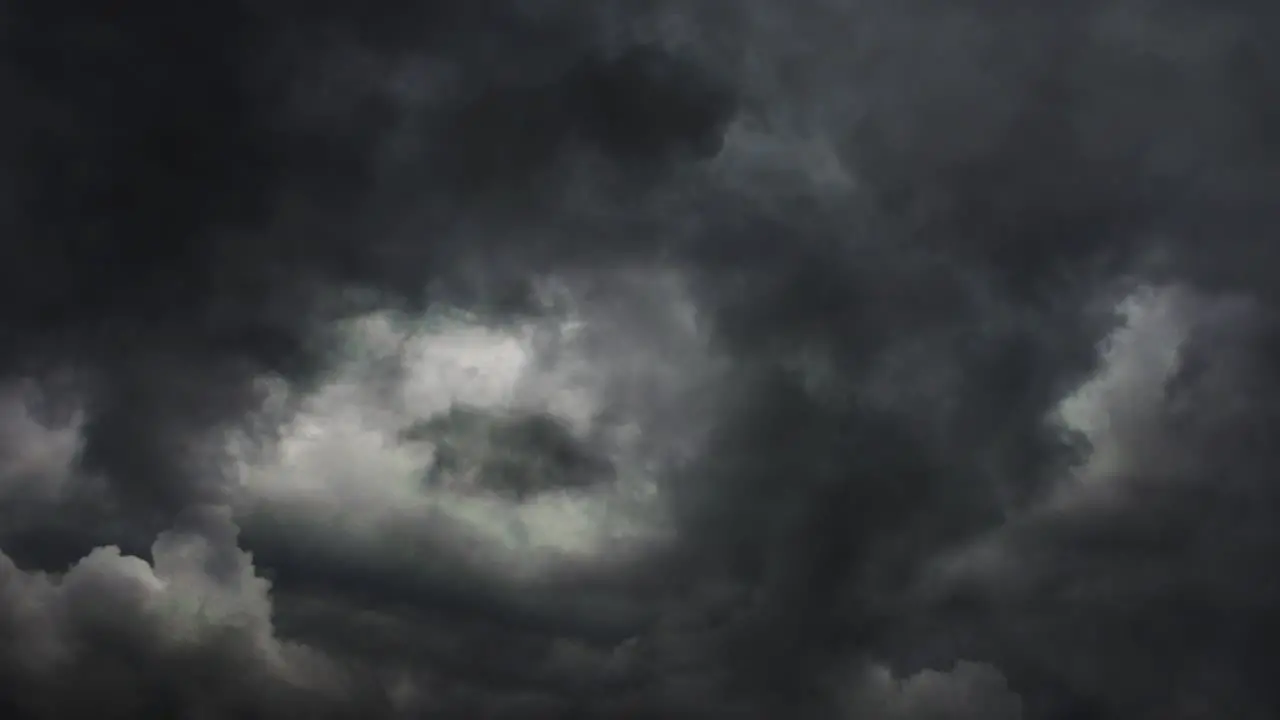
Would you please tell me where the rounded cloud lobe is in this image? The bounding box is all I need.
[2,1,1280,718]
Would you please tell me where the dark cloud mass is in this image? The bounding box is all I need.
[0,0,1278,717]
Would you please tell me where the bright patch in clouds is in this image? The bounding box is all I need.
[230,271,721,581]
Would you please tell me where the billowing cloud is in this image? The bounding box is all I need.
[845,662,1023,720]
[2,0,1278,717]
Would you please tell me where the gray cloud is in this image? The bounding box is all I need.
[1,0,1278,717]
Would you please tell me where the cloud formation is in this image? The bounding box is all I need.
[2,0,1279,717]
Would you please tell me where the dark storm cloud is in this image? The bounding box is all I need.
[1,0,1278,718]
[0,0,736,516]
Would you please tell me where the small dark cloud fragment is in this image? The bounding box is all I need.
[404,405,616,499]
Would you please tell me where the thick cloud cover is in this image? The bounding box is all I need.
[1,0,1279,717]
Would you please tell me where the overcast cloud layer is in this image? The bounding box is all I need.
[2,1,1279,717]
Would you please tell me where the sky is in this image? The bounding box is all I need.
[1,1,1279,717]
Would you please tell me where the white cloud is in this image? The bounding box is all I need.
[0,381,83,504]
[0,508,343,711]
[845,661,1022,719]
[227,269,724,585]
[1052,285,1193,493]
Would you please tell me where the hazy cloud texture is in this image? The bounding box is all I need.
[1,1,1278,717]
